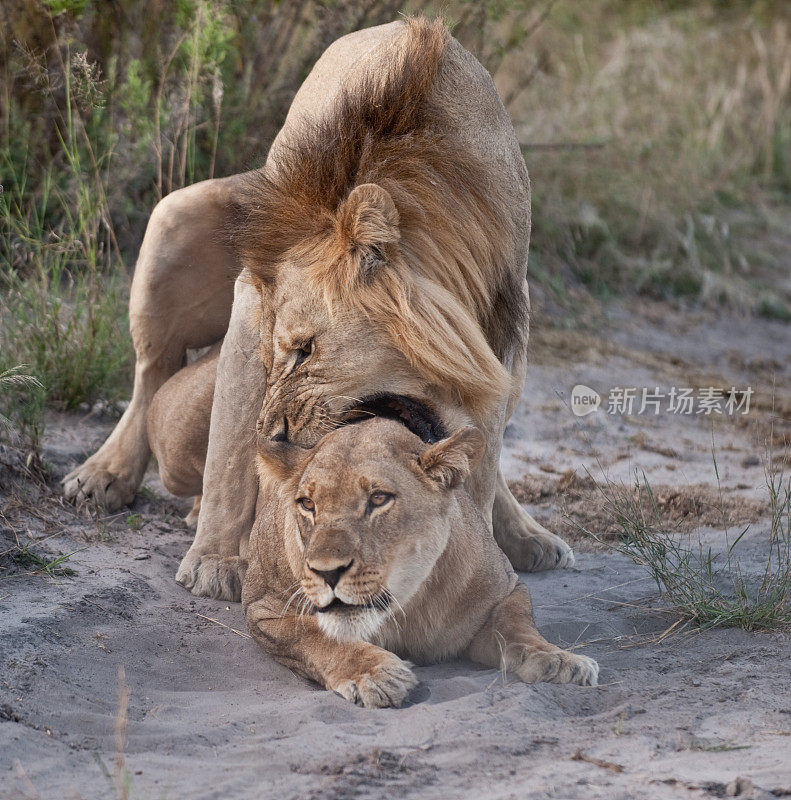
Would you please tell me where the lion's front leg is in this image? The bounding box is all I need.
[246,598,417,708]
[466,583,598,687]
[492,468,575,571]
[176,277,265,602]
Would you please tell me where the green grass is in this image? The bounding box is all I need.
[0,366,42,433]
[579,451,791,632]
[125,513,142,531]
[1,36,134,447]
[8,545,80,577]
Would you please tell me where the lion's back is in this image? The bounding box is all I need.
[271,20,529,231]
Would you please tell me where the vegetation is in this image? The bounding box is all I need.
[1,0,790,445]
[515,2,791,310]
[580,451,791,631]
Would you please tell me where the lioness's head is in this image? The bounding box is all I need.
[258,417,485,641]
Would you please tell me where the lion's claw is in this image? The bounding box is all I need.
[62,464,137,511]
[332,656,418,708]
[176,549,247,601]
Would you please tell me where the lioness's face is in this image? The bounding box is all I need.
[259,419,484,642]
[256,268,449,449]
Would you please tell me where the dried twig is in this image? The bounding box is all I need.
[196,612,252,639]
[571,750,624,773]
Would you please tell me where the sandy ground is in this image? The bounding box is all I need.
[2,301,790,800]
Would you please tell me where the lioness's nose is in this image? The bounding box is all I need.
[309,559,353,589]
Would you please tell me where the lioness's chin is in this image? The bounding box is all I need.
[315,606,386,642]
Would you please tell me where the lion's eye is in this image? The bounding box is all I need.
[293,339,313,369]
[369,491,393,508]
[297,497,315,513]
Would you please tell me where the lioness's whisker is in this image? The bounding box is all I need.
[370,590,404,633]
[282,585,305,617]
[385,589,407,625]
[296,593,314,628]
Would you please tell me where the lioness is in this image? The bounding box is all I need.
[63,18,573,600]
[244,417,598,708]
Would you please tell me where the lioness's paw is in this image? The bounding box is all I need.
[517,648,599,687]
[175,550,247,602]
[508,530,575,573]
[331,656,418,709]
[62,461,137,512]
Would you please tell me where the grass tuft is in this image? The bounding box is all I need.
[9,545,79,577]
[577,453,791,631]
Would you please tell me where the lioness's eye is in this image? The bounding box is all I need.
[369,491,393,508]
[297,497,315,513]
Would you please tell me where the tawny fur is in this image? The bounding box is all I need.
[241,418,598,708]
[147,345,219,527]
[236,18,525,412]
[63,17,574,601]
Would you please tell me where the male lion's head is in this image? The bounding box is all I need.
[251,183,476,448]
[237,19,527,449]
[258,417,485,641]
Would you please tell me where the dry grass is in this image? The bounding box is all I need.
[561,454,791,631]
[508,469,766,543]
[498,3,791,313]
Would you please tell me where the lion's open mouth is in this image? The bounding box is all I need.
[342,393,446,444]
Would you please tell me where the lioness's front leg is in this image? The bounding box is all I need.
[62,178,240,510]
[246,597,417,708]
[467,583,598,686]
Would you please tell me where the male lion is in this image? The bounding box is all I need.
[63,18,572,599]
[244,416,598,708]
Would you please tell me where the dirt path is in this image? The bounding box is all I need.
[2,301,790,800]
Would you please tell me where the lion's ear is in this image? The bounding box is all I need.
[335,183,400,279]
[256,436,308,482]
[418,427,486,489]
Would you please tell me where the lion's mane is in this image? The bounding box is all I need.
[236,17,528,411]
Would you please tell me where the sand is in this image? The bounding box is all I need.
[2,300,790,799]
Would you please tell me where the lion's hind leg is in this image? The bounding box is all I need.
[467,583,598,687]
[62,178,239,511]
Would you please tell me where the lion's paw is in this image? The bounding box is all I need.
[331,655,418,709]
[62,460,138,512]
[517,648,598,687]
[175,550,247,602]
[506,530,575,573]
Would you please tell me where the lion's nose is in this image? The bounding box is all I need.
[309,559,353,590]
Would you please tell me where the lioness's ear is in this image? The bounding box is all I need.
[419,427,486,489]
[256,437,308,482]
[335,183,400,279]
